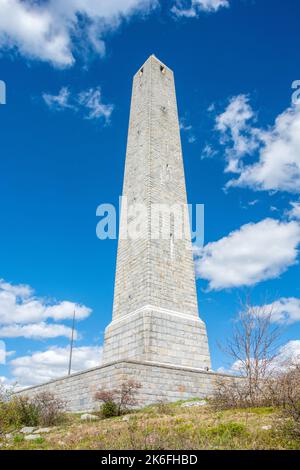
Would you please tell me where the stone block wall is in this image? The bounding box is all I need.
[16,360,236,412]
[102,307,211,369]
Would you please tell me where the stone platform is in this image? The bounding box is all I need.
[16,359,234,412]
[102,306,211,370]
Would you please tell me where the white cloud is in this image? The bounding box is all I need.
[180,118,196,143]
[254,297,300,325]
[42,87,74,111]
[180,120,192,132]
[0,1,231,67]
[0,279,32,298]
[0,375,15,388]
[201,144,217,159]
[43,86,114,123]
[0,322,75,339]
[0,0,157,67]
[195,218,300,290]
[248,199,259,206]
[0,340,5,364]
[218,340,300,376]
[0,279,91,338]
[0,279,91,325]
[215,94,260,173]
[78,88,114,122]
[276,340,300,367]
[216,95,300,193]
[9,345,103,387]
[172,0,229,17]
[287,201,300,221]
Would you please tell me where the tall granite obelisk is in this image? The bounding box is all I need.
[102,55,211,370]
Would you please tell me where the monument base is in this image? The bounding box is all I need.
[102,306,211,370]
[16,359,235,412]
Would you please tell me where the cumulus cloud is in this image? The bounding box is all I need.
[0,0,157,67]
[195,218,300,290]
[215,95,300,193]
[215,94,260,173]
[218,340,300,376]
[43,86,114,123]
[0,340,5,364]
[0,322,75,339]
[0,279,91,325]
[254,297,300,325]
[275,340,300,367]
[172,0,229,17]
[9,345,103,387]
[0,1,231,66]
[0,279,91,338]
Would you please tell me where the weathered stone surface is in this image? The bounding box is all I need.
[103,307,210,370]
[181,400,207,408]
[20,427,35,434]
[80,413,98,421]
[15,359,238,412]
[261,425,272,431]
[34,427,52,433]
[25,434,41,441]
[102,55,211,371]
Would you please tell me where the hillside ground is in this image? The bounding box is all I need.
[1,399,299,450]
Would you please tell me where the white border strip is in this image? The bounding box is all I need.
[109,304,204,326]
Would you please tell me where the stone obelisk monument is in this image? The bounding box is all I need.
[19,56,220,410]
[102,55,211,370]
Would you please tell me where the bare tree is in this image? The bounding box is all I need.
[220,294,282,406]
[95,379,141,416]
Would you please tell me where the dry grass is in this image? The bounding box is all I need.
[1,401,299,450]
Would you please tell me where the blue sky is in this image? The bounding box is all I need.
[0,0,300,387]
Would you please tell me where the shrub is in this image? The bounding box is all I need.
[100,401,118,419]
[31,392,66,426]
[210,375,275,411]
[265,365,300,437]
[212,364,300,438]
[13,396,40,426]
[208,422,247,439]
[0,391,65,431]
[95,379,141,417]
[13,434,25,444]
[155,400,174,415]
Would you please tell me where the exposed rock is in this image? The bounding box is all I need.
[122,415,130,421]
[261,425,272,431]
[25,434,41,441]
[20,426,36,434]
[181,400,207,408]
[80,413,99,421]
[34,427,52,434]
